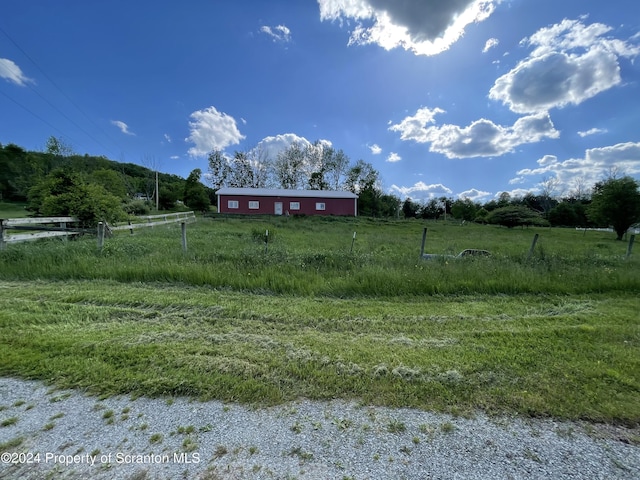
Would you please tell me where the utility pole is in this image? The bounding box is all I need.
[155,170,159,211]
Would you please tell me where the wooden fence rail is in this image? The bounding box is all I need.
[1,211,196,249]
[0,216,83,249]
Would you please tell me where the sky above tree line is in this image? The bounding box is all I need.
[1,0,639,203]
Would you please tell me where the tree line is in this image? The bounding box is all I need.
[2,137,638,238]
[401,176,640,240]
[0,139,198,226]
[207,141,402,217]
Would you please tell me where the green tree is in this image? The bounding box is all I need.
[28,169,126,227]
[402,198,419,218]
[587,176,640,240]
[183,168,210,213]
[451,198,478,221]
[486,205,548,228]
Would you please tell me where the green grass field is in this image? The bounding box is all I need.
[1,215,638,425]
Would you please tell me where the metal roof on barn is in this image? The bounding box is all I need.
[216,188,358,198]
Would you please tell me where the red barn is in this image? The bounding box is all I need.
[216,188,358,216]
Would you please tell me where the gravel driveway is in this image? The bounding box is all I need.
[1,377,638,479]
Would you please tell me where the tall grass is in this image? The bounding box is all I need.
[1,216,637,296]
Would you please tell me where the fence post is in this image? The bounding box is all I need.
[264,229,269,254]
[128,220,134,235]
[627,235,635,259]
[527,233,539,260]
[350,231,356,253]
[0,220,5,250]
[97,222,105,250]
[420,227,427,258]
[181,221,187,252]
[60,220,67,242]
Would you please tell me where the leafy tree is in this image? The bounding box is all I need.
[587,176,640,240]
[274,141,305,189]
[91,169,127,198]
[451,198,478,221]
[402,198,419,218]
[486,205,548,228]
[419,198,443,220]
[27,169,126,227]
[183,168,210,213]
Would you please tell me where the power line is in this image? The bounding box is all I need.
[0,89,83,147]
[0,24,126,157]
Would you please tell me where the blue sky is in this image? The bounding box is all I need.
[1,0,639,203]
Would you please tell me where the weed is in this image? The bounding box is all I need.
[387,419,406,433]
[182,437,198,452]
[12,400,25,407]
[288,446,313,461]
[149,433,163,444]
[43,422,55,431]
[399,445,412,455]
[0,437,23,452]
[1,417,18,427]
[177,425,196,435]
[248,446,258,455]
[440,422,455,433]
[50,413,64,420]
[213,445,227,458]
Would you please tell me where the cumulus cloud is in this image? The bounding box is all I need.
[515,142,640,192]
[254,133,313,160]
[0,58,33,86]
[458,188,492,201]
[369,143,382,154]
[390,181,452,200]
[577,127,607,138]
[489,18,640,114]
[389,107,559,158]
[482,38,499,53]
[111,120,135,136]
[318,0,498,56]
[185,106,245,157]
[386,152,401,162]
[260,25,292,42]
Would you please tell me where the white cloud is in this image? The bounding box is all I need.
[185,106,245,157]
[389,107,559,159]
[578,127,607,137]
[508,177,525,185]
[369,143,382,154]
[458,188,492,202]
[386,152,401,162]
[482,38,499,53]
[260,25,292,42]
[170,155,180,160]
[111,120,135,136]
[389,181,452,200]
[515,142,640,192]
[489,18,640,114]
[255,133,313,161]
[0,58,33,86]
[164,134,172,143]
[318,0,498,56]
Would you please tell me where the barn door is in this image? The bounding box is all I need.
[274,202,283,215]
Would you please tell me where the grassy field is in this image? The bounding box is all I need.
[0,215,638,425]
[0,202,29,219]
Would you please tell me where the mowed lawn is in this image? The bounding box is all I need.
[0,216,638,424]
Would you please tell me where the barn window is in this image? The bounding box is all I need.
[289,202,300,210]
[248,201,259,209]
[227,200,239,209]
[315,202,326,211]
